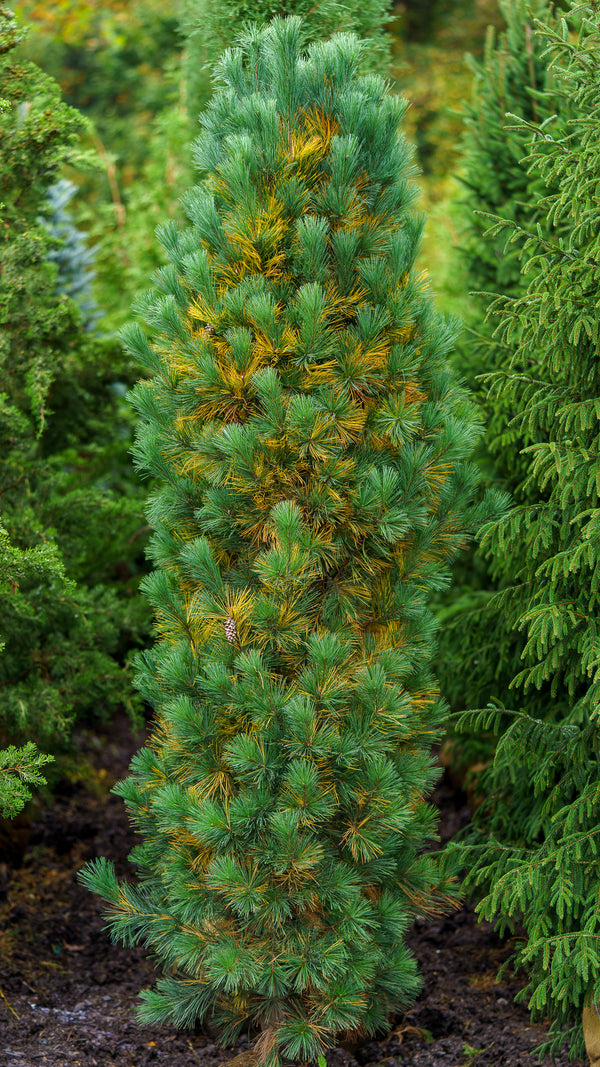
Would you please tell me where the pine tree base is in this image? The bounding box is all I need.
[218,1052,263,1067]
[583,1005,600,1067]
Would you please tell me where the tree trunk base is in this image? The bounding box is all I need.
[583,1004,600,1067]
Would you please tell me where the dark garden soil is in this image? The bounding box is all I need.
[0,715,585,1067]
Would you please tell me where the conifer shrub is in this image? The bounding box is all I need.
[448,4,600,1056]
[42,178,100,331]
[0,6,148,749]
[81,18,481,1063]
[0,523,56,817]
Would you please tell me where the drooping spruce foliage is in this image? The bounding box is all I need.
[458,0,558,347]
[449,5,600,1057]
[0,6,147,749]
[437,0,563,741]
[81,19,482,1063]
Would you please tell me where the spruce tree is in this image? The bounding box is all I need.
[448,4,600,1057]
[459,0,558,337]
[41,178,100,331]
[81,18,480,1063]
[437,0,563,741]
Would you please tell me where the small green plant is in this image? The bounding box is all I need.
[460,1043,486,1066]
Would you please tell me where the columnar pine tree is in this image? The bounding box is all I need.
[448,4,600,1058]
[81,19,480,1064]
[180,0,392,133]
[100,0,393,334]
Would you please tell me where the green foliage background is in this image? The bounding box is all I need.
[6,0,600,1060]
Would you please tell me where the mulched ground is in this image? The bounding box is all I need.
[0,716,585,1067]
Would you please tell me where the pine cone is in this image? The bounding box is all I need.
[225,616,237,643]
